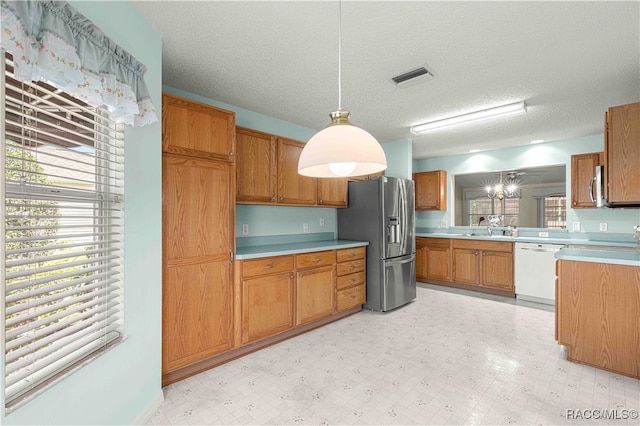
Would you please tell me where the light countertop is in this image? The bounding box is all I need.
[236,240,369,260]
[416,231,639,267]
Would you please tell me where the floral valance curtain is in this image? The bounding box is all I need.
[1,0,157,127]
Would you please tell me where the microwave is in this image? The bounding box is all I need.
[594,165,606,207]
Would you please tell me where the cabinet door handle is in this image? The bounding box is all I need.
[319,199,323,204]
[264,263,276,269]
[349,252,357,257]
[279,196,283,201]
[349,278,357,283]
[349,295,357,300]
[290,273,294,279]
[482,252,486,256]
[349,265,356,271]
[270,195,275,201]
[313,257,322,262]
[229,249,234,264]
[229,151,234,156]
[474,251,478,256]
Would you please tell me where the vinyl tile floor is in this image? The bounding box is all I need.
[147,284,640,425]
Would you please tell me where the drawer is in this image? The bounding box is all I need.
[242,255,294,278]
[337,285,366,311]
[336,259,365,276]
[420,237,451,249]
[452,239,513,253]
[336,246,366,263]
[337,271,366,290]
[297,250,335,269]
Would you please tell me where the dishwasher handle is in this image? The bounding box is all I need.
[518,247,561,253]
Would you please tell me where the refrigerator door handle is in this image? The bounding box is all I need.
[384,255,415,265]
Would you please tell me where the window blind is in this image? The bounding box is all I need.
[3,53,125,408]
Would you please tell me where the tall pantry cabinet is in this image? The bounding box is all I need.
[162,93,236,384]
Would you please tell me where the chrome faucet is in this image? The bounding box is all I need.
[634,225,640,244]
[487,226,494,237]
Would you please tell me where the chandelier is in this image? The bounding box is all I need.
[486,171,519,200]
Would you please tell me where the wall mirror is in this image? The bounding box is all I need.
[453,165,567,229]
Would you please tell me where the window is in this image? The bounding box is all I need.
[3,53,125,408]
[469,197,519,226]
[543,195,567,229]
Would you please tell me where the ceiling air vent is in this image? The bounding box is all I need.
[392,65,435,88]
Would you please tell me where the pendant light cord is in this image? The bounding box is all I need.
[338,0,342,110]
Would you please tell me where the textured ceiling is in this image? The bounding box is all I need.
[133,1,640,160]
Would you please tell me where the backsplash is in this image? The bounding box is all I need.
[235,204,338,238]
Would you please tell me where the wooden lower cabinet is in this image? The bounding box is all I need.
[336,247,367,311]
[480,250,513,291]
[162,154,235,376]
[415,241,427,281]
[240,256,295,344]
[451,248,478,285]
[557,260,640,379]
[424,238,452,281]
[296,251,336,325]
[451,240,514,292]
[297,265,335,324]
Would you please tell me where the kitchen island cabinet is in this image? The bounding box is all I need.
[556,259,640,379]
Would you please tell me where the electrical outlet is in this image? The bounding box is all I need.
[242,224,249,235]
[600,222,608,232]
[303,223,309,233]
[320,217,325,227]
[572,222,581,231]
[538,231,549,237]
[440,220,448,228]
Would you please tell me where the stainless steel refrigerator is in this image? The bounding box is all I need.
[337,176,416,312]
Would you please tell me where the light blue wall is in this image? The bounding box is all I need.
[2,2,163,425]
[382,138,413,179]
[414,134,640,234]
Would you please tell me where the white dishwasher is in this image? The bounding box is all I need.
[514,242,564,305]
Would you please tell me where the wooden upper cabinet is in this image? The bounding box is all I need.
[571,152,602,208]
[162,93,236,162]
[236,127,277,203]
[317,178,348,207]
[414,170,447,211]
[277,138,317,205]
[604,101,640,206]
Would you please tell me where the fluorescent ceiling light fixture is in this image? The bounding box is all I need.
[529,139,545,144]
[410,101,527,134]
[469,149,481,153]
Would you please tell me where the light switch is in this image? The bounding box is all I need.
[599,222,608,232]
[303,223,309,233]
[572,222,581,231]
[242,224,249,235]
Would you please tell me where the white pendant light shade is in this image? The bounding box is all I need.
[298,110,387,178]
